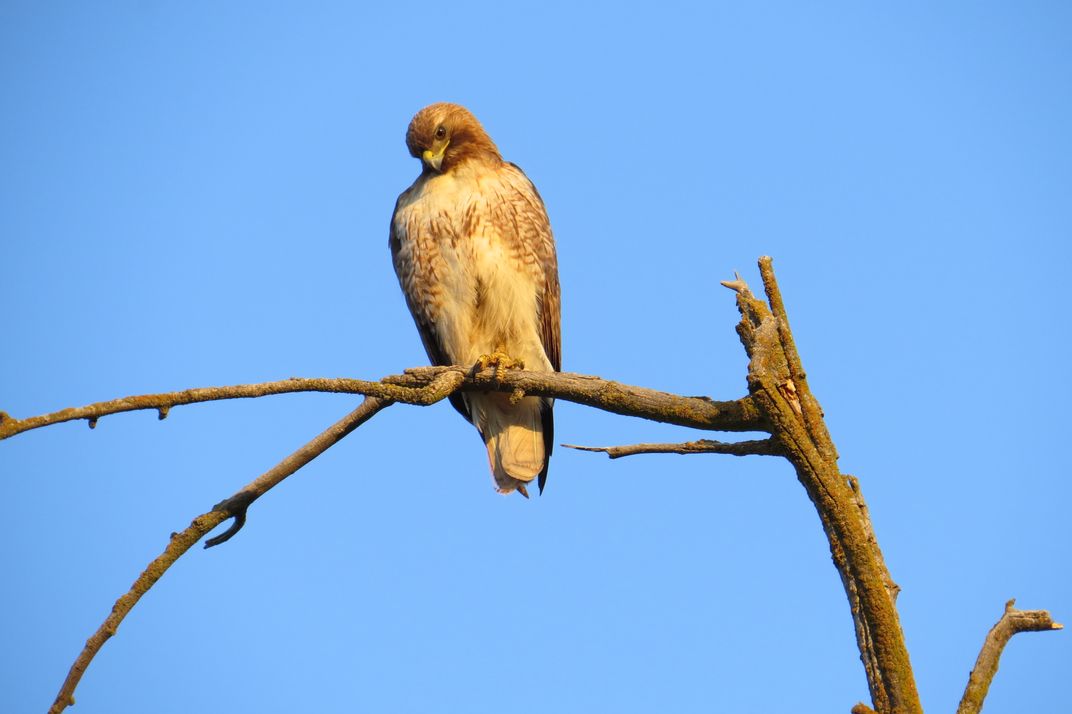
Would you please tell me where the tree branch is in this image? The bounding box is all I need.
[846,474,901,604]
[11,340,760,713]
[47,396,394,714]
[21,256,1060,714]
[726,258,922,714]
[1,368,763,442]
[388,367,766,432]
[561,438,782,459]
[0,372,458,440]
[757,257,838,463]
[956,599,1063,714]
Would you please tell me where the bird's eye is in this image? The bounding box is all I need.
[434,125,447,140]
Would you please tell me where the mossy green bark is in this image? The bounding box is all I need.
[731,258,922,714]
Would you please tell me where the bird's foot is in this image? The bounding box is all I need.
[474,351,526,373]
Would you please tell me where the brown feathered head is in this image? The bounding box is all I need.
[405,103,502,174]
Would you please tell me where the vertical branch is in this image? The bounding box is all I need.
[846,475,900,604]
[727,258,922,714]
[757,257,838,463]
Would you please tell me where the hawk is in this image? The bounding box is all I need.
[390,103,561,497]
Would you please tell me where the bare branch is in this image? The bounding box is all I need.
[47,396,393,714]
[758,255,837,463]
[956,599,1063,714]
[202,393,397,547]
[1,368,764,441]
[24,256,1060,714]
[731,259,922,714]
[390,367,765,432]
[562,438,782,459]
[48,512,230,714]
[846,475,901,603]
[8,347,760,712]
[0,372,461,440]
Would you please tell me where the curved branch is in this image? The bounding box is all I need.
[956,599,1063,714]
[47,396,393,714]
[562,438,782,459]
[1,368,764,441]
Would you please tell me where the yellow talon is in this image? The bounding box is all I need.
[475,351,525,372]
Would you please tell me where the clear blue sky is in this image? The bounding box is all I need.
[2,3,1068,712]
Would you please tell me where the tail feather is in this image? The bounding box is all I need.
[469,393,552,494]
[537,397,553,494]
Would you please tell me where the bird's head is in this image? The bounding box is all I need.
[405,103,501,174]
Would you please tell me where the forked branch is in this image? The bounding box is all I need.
[12,257,1058,714]
[721,258,922,713]
[22,359,766,713]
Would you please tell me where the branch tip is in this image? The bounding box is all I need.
[720,271,750,294]
[956,599,1062,714]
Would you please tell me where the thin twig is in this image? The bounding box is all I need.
[719,271,751,295]
[956,599,1063,714]
[47,396,393,714]
[562,438,782,459]
[1,368,765,441]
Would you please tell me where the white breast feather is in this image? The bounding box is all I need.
[394,163,553,493]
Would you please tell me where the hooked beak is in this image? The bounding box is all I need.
[422,146,446,172]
